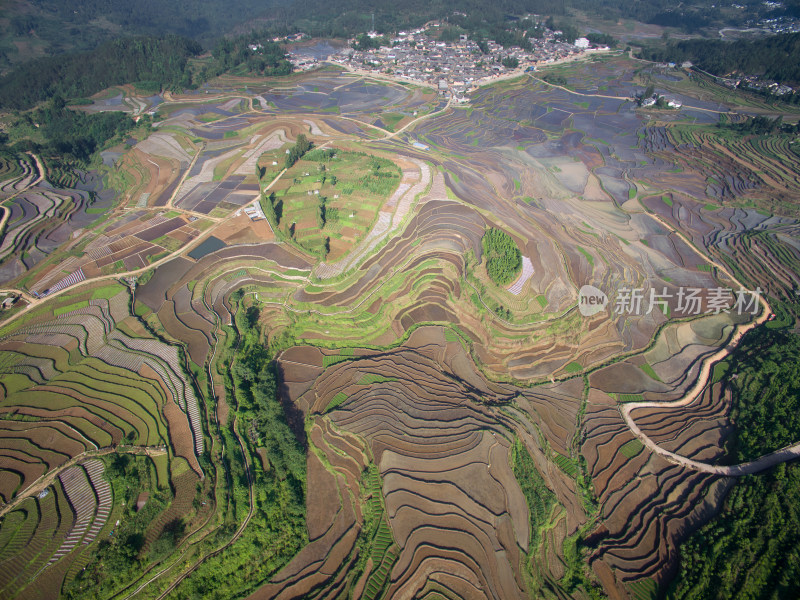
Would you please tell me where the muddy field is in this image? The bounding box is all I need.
[1,54,798,600]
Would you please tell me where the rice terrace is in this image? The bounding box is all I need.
[1,6,800,599]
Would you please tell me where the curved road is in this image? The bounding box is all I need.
[0,167,288,332]
[619,208,800,476]
[0,445,166,518]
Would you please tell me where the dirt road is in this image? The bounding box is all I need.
[617,209,800,476]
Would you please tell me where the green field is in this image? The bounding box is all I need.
[268,148,401,258]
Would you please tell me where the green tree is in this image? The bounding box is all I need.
[481,228,522,286]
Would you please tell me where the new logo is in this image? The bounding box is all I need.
[578,285,608,317]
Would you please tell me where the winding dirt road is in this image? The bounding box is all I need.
[0,445,166,518]
[619,209,800,476]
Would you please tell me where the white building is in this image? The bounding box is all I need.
[574,37,590,49]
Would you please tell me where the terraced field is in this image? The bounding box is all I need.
[1,53,799,600]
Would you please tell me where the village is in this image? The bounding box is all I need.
[288,23,606,99]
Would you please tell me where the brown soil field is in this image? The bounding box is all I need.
[281,327,534,599]
[138,365,199,472]
[214,212,274,245]
[137,257,194,311]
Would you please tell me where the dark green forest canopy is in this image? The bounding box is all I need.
[671,463,800,600]
[3,0,280,51]
[211,36,292,77]
[14,98,137,162]
[641,33,800,84]
[0,36,201,110]
[722,328,800,462]
[482,228,522,286]
[670,328,800,599]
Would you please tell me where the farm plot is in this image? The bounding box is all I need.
[284,327,540,600]
[0,486,72,598]
[27,215,185,293]
[581,311,747,593]
[0,153,37,198]
[582,388,731,593]
[0,292,203,482]
[270,149,402,260]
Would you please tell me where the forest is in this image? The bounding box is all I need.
[723,328,800,462]
[671,461,800,599]
[16,97,137,161]
[640,33,800,84]
[209,35,292,78]
[230,300,306,483]
[0,36,201,110]
[1,0,275,62]
[482,228,522,286]
[670,328,800,599]
[1,97,138,163]
[172,296,308,598]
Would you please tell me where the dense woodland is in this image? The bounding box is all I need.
[6,97,138,162]
[670,328,800,598]
[671,462,800,599]
[482,228,522,286]
[723,328,800,462]
[230,307,306,483]
[172,296,307,598]
[0,0,273,63]
[210,36,292,78]
[641,33,800,85]
[0,36,201,110]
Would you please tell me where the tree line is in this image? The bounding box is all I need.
[671,328,800,599]
[719,114,800,136]
[0,35,202,110]
[208,34,292,79]
[640,33,800,85]
[230,312,306,483]
[2,96,138,163]
[158,294,306,598]
[284,134,312,169]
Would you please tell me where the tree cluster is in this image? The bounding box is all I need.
[210,34,292,78]
[481,228,522,286]
[724,328,800,462]
[284,134,312,169]
[672,460,800,599]
[0,35,201,110]
[351,34,390,50]
[231,314,306,484]
[8,97,137,162]
[586,33,616,47]
[719,114,800,136]
[640,33,800,85]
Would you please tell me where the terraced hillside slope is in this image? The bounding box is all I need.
[0,55,799,599]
